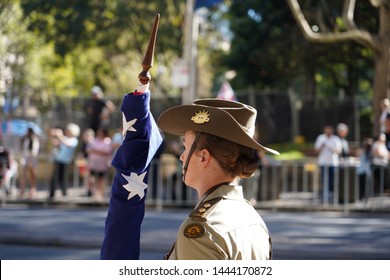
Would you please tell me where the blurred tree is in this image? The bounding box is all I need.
[287,0,388,133]
[223,0,300,91]
[223,0,376,100]
[0,0,46,117]
[20,0,186,97]
[1,0,96,116]
[20,1,182,57]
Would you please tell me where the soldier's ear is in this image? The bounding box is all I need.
[200,149,211,164]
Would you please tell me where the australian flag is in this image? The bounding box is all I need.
[101,91,163,260]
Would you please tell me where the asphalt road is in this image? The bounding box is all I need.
[0,244,163,260]
[0,206,389,260]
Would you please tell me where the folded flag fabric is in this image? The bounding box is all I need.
[101,91,163,260]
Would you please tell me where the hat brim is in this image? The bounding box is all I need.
[157,104,279,155]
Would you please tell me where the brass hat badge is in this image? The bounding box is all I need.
[191,110,210,124]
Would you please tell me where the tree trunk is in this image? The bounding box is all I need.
[373,3,390,134]
[373,45,390,134]
[287,0,390,135]
[303,66,316,96]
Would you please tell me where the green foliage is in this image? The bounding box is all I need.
[269,141,312,160]
[0,0,189,103]
[20,0,185,57]
[1,2,42,94]
[273,150,304,161]
[223,0,302,90]
[0,0,381,120]
[223,0,377,99]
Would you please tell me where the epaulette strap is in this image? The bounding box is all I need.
[189,197,223,219]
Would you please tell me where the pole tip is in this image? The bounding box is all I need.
[138,13,160,85]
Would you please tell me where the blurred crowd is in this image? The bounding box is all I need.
[314,98,390,203]
[1,92,390,204]
[0,86,118,201]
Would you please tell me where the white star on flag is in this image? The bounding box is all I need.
[122,112,137,136]
[121,172,148,200]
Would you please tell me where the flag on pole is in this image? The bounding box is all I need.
[217,81,236,101]
[100,91,163,260]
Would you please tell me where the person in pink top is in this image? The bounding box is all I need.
[87,128,113,201]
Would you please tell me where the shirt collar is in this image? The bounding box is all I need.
[198,183,243,206]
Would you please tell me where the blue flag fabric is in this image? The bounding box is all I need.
[101,92,163,260]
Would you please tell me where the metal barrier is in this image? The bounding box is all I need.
[1,155,388,212]
[144,157,390,211]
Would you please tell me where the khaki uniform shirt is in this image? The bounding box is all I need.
[167,184,272,260]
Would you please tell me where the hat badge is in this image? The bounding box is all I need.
[191,110,210,124]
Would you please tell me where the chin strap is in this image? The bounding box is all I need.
[182,132,202,183]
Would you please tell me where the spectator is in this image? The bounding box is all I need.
[371,133,389,195]
[86,128,113,201]
[48,123,80,199]
[85,86,115,133]
[314,125,342,203]
[379,98,390,133]
[0,142,17,196]
[76,129,95,188]
[111,127,123,153]
[356,138,373,201]
[336,123,349,161]
[19,127,40,199]
[384,113,390,152]
[80,129,95,159]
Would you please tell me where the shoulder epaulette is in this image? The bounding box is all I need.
[189,197,223,220]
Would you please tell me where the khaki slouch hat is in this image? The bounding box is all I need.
[157,98,279,155]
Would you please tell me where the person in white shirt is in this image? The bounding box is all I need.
[371,133,389,194]
[314,125,342,203]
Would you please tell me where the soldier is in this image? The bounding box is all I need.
[157,98,279,260]
[101,14,275,260]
